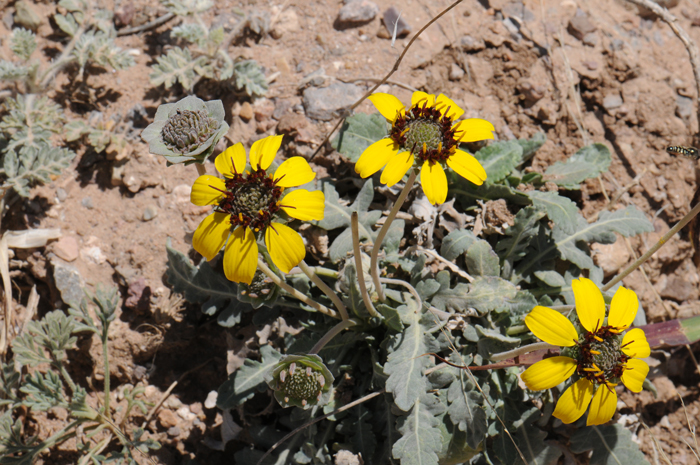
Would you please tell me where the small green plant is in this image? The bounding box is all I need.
[149,0,268,95]
[0,287,160,463]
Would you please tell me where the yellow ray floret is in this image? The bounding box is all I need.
[572,277,606,333]
[524,306,578,347]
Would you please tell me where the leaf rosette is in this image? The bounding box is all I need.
[266,354,334,410]
[141,95,229,165]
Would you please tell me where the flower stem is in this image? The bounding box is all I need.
[379,277,422,311]
[101,329,111,419]
[602,200,700,292]
[257,258,340,319]
[299,260,349,320]
[370,170,417,302]
[195,163,206,176]
[490,342,557,362]
[309,318,360,355]
[351,212,381,319]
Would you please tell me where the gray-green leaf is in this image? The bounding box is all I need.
[331,112,388,162]
[392,394,444,465]
[570,424,650,465]
[528,190,579,235]
[440,229,477,261]
[545,143,611,189]
[217,345,282,409]
[474,140,523,183]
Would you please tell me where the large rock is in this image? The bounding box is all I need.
[302,82,364,121]
[52,260,84,306]
[335,0,378,29]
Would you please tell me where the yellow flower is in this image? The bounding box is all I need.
[190,134,325,284]
[355,91,495,205]
[520,277,650,426]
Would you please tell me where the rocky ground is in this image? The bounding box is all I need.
[3,0,700,463]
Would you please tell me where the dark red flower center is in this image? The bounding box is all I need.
[389,102,460,165]
[215,169,282,232]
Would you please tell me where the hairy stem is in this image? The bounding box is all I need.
[257,259,340,319]
[602,200,700,292]
[370,170,417,302]
[101,328,111,419]
[351,212,380,318]
[299,260,348,320]
[490,342,558,362]
[195,163,206,176]
[309,318,360,355]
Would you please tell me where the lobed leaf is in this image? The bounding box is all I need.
[233,60,268,97]
[149,47,201,90]
[528,190,579,235]
[518,132,546,162]
[570,424,650,465]
[10,29,36,61]
[440,229,477,261]
[496,206,545,279]
[165,240,252,326]
[392,393,444,465]
[217,345,282,409]
[465,239,499,277]
[473,140,523,183]
[446,373,487,448]
[331,112,388,163]
[545,143,612,189]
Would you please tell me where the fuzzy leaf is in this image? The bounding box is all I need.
[10,29,36,61]
[376,304,404,331]
[0,61,28,82]
[233,60,268,97]
[440,229,477,261]
[519,132,546,161]
[428,271,472,313]
[64,120,91,142]
[20,370,67,411]
[217,345,282,409]
[528,191,579,235]
[570,424,650,465]
[494,421,562,465]
[446,373,487,448]
[474,140,523,183]
[533,270,566,287]
[384,300,431,411]
[350,406,376,460]
[165,240,252,326]
[163,0,213,16]
[54,13,80,36]
[451,175,531,206]
[150,47,202,90]
[331,112,388,163]
[461,276,518,314]
[545,143,612,189]
[496,206,545,278]
[392,393,444,465]
[172,23,208,46]
[465,239,499,277]
[3,145,75,197]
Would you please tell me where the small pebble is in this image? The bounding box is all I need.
[204,391,218,409]
[167,426,181,437]
[56,188,67,202]
[142,205,159,221]
[382,6,411,37]
[53,236,79,262]
[81,197,94,209]
[449,63,465,81]
[239,101,254,121]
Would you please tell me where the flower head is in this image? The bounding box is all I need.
[355,91,495,205]
[190,134,325,284]
[141,95,229,164]
[520,277,650,426]
[267,354,334,409]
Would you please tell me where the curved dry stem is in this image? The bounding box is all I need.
[257,259,340,319]
[309,318,360,355]
[371,170,417,302]
[489,341,558,362]
[299,260,348,320]
[351,212,381,318]
[379,277,422,311]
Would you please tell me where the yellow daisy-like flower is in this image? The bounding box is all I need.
[355,91,495,205]
[190,134,325,284]
[520,277,650,426]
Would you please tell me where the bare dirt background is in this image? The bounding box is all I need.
[3,0,700,463]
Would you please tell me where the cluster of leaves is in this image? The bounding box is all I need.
[0,0,136,199]
[166,110,653,464]
[150,0,268,96]
[0,287,160,464]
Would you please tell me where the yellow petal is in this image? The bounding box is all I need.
[265,222,305,273]
[524,306,578,347]
[280,189,325,221]
[411,91,435,108]
[355,138,399,178]
[223,226,258,284]
[553,379,594,424]
[608,286,639,331]
[621,358,649,393]
[250,134,284,171]
[274,156,316,188]
[191,175,225,206]
[436,93,464,120]
[446,149,487,186]
[521,356,577,391]
[192,212,230,261]
[454,118,495,142]
[572,277,606,333]
[215,143,246,177]
[420,161,448,205]
[621,328,651,359]
[368,93,405,121]
[380,151,414,187]
[586,386,617,426]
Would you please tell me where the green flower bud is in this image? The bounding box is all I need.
[141,95,229,165]
[238,269,280,308]
[266,354,334,409]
